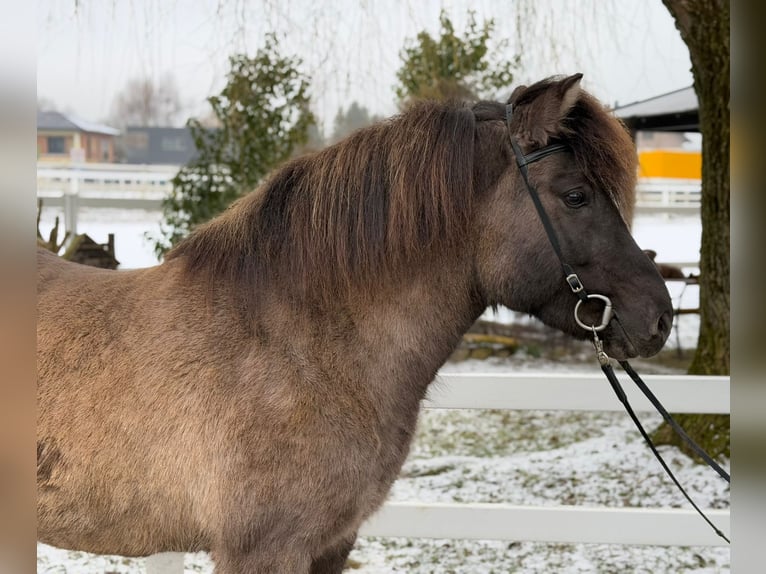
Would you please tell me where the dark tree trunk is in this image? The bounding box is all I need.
[653,0,730,459]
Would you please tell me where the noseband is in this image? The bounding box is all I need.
[504,104,730,543]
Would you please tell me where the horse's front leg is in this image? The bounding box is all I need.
[310,533,357,574]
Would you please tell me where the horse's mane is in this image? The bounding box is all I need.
[166,99,477,302]
[166,78,636,305]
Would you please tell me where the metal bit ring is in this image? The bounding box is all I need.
[574,294,613,332]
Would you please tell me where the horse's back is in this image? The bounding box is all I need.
[37,247,141,367]
[38,246,117,291]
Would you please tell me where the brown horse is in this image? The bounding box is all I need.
[37,75,673,573]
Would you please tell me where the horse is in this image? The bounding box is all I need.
[37,74,673,573]
[644,249,687,280]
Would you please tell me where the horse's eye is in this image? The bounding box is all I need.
[564,190,587,208]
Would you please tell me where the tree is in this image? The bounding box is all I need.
[330,101,378,143]
[107,73,183,128]
[37,97,56,113]
[651,0,730,459]
[394,10,518,105]
[151,35,315,256]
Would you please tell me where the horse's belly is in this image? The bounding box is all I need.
[37,476,211,556]
[36,426,214,556]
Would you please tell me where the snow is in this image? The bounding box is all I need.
[38,209,727,572]
[632,212,701,266]
[38,206,164,270]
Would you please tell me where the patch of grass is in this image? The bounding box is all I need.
[524,344,542,358]
[344,558,364,569]
[401,463,456,478]
[410,409,613,459]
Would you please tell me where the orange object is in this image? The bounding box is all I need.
[638,149,701,179]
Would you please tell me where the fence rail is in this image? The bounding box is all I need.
[635,178,700,206]
[360,502,730,547]
[144,371,730,573]
[428,372,727,413]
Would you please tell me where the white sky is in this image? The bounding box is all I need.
[37,0,693,135]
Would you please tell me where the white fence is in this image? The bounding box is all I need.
[635,178,701,212]
[36,163,177,238]
[146,371,730,574]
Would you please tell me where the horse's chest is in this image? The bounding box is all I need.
[354,410,421,516]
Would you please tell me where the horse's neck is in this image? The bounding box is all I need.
[275,255,484,413]
[363,275,482,391]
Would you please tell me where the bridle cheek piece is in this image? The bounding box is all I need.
[504,105,613,339]
[504,103,730,544]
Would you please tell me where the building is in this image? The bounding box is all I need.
[613,85,699,133]
[613,86,701,180]
[118,127,199,165]
[37,110,120,163]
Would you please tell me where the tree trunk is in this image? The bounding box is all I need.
[652,0,730,460]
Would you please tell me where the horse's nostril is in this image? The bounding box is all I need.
[657,311,673,338]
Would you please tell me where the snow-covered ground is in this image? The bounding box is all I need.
[38,208,725,572]
[38,206,164,270]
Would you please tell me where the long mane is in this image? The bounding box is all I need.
[166,100,477,302]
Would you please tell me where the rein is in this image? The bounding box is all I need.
[505,104,730,544]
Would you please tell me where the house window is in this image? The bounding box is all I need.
[124,131,149,150]
[47,136,66,154]
[161,136,186,152]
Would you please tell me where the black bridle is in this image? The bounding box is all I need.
[505,104,730,544]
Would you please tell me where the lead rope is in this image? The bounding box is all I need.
[617,355,730,483]
[505,103,730,544]
[594,330,730,544]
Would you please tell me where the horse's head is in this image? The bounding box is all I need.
[473,74,673,359]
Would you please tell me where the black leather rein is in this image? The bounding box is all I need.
[505,104,730,544]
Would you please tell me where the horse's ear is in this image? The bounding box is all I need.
[510,73,583,147]
[557,73,583,116]
[508,84,527,104]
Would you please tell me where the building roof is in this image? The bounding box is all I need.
[612,86,699,132]
[37,110,120,136]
